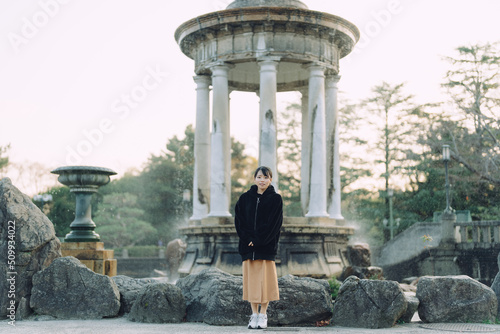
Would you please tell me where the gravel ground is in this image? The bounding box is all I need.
[3,317,500,334]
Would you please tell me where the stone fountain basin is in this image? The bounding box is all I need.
[51,166,117,191]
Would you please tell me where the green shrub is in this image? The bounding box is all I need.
[114,247,123,257]
[328,277,342,300]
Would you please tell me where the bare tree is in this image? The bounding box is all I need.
[435,43,500,185]
[361,82,423,194]
[7,161,58,196]
[0,144,10,177]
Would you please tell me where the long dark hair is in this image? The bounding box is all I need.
[253,166,273,179]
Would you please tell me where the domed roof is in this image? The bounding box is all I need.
[176,0,360,87]
[226,0,308,9]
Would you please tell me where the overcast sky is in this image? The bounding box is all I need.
[1,0,499,195]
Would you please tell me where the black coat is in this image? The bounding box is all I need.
[234,184,283,262]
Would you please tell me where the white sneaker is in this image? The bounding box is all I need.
[248,313,259,329]
[257,313,267,329]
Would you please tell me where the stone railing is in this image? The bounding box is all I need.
[455,221,500,249]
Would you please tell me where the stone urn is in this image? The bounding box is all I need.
[51,166,116,242]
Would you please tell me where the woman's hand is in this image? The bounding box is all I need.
[248,241,254,246]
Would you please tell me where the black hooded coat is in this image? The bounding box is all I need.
[234,184,283,262]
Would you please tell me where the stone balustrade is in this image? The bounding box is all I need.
[455,220,500,249]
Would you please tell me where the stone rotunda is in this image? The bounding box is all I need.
[175,0,359,278]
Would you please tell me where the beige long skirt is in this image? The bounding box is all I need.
[242,259,279,303]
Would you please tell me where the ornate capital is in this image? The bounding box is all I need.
[326,74,341,89]
[193,75,211,88]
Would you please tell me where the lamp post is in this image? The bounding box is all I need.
[442,145,452,213]
[388,188,395,240]
[183,189,191,222]
[441,144,457,246]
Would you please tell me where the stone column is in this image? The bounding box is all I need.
[208,63,231,217]
[326,74,344,220]
[191,75,211,221]
[440,210,457,247]
[300,89,310,215]
[305,64,329,217]
[258,56,280,188]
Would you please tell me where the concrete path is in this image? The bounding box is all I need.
[3,318,500,334]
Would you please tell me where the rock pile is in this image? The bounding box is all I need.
[14,256,500,328]
[339,243,384,280]
[175,267,333,326]
[489,253,500,317]
[270,274,333,326]
[128,283,186,323]
[0,178,61,320]
[175,267,250,325]
[417,275,497,323]
[332,276,408,328]
[30,256,120,319]
[5,177,500,328]
[112,275,156,314]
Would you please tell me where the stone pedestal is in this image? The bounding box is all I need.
[419,248,461,277]
[179,217,353,279]
[61,242,117,277]
[440,210,457,248]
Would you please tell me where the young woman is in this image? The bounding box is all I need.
[234,166,283,329]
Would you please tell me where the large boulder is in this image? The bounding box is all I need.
[165,238,186,283]
[128,283,186,323]
[417,275,497,323]
[489,253,500,317]
[332,276,407,328]
[270,274,333,326]
[346,243,371,267]
[398,292,419,324]
[176,267,251,325]
[30,256,120,319]
[0,178,61,319]
[112,275,155,314]
[176,267,333,326]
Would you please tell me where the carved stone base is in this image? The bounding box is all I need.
[178,217,354,278]
[61,242,117,277]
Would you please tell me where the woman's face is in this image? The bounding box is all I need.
[254,170,272,194]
